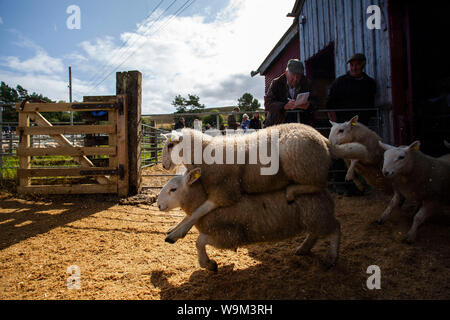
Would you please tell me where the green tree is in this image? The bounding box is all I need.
[172,94,205,127]
[237,93,261,112]
[0,81,78,123]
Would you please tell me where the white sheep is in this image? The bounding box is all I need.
[329,115,392,193]
[157,168,341,271]
[377,140,450,243]
[161,123,366,243]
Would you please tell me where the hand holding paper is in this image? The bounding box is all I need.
[295,92,310,108]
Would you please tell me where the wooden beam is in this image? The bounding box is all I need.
[17,146,116,157]
[18,112,31,187]
[16,102,119,113]
[17,184,117,195]
[19,125,116,135]
[116,95,129,197]
[117,71,142,196]
[17,167,119,178]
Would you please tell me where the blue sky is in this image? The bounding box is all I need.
[0,0,294,114]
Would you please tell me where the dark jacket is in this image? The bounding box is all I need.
[227,113,239,130]
[264,73,318,126]
[249,117,262,130]
[326,72,376,124]
[174,120,185,130]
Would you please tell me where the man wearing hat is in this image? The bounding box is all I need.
[326,53,376,196]
[326,53,376,124]
[227,107,240,130]
[264,59,317,126]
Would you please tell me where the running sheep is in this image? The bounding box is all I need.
[377,140,450,243]
[157,168,341,271]
[161,123,366,243]
[329,115,393,193]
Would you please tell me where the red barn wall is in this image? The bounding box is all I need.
[263,38,300,93]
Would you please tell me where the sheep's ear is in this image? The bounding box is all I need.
[329,120,338,127]
[408,140,421,151]
[185,168,201,186]
[379,141,393,151]
[349,115,359,127]
[169,131,183,143]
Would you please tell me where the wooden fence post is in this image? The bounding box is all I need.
[116,71,142,196]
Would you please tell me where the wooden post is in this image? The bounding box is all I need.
[116,71,142,196]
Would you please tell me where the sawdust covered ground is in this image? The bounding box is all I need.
[1,165,450,300]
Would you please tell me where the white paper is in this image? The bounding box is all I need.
[295,92,310,107]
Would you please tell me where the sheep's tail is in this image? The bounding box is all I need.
[330,142,369,161]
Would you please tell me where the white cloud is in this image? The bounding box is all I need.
[79,0,294,114]
[0,1,294,112]
[1,50,64,75]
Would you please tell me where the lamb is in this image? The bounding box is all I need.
[157,168,341,271]
[377,140,450,243]
[161,123,366,243]
[329,115,393,193]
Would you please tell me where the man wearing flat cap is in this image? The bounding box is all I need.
[264,59,318,126]
[326,53,376,124]
[326,53,376,196]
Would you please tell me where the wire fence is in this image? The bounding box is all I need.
[1,107,380,193]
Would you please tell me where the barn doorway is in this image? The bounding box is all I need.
[389,0,450,155]
[305,42,335,129]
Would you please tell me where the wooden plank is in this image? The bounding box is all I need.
[83,95,117,103]
[16,101,118,113]
[17,146,116,157]
[108,109,119,192]
[115,95,129,197]
[18,167,119,178]
[17,184,117,195]
[117,72,141,195]
[18,112,31,187]
[19,124,115,135]
[28,111,111,185]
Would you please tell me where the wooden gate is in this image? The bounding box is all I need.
[15,95,129,196]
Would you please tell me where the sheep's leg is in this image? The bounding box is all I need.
[167,216,190,234]
[196,233,218,272]
[405,203,435,244]
[294,233,318,255]
[377,191,404,224]
[166,200,218,243]
[325,224,341,268]
[286,185,325,202]
[345,159,358,181]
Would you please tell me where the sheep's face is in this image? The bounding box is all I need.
[379,141,419,177]
[157,168,202,211]
[161,131,183,171]
[157,176,184,211]
[329,115,359,145]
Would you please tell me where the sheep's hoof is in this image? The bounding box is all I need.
[294,247,311,256]
[403,234,415,245]
[285,191,295,203]
[165,236,176,244]
[204,260,218,273]
[375,219,384,225]
[324,254,338,269]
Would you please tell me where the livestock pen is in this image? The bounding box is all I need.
[2,90,450,300]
